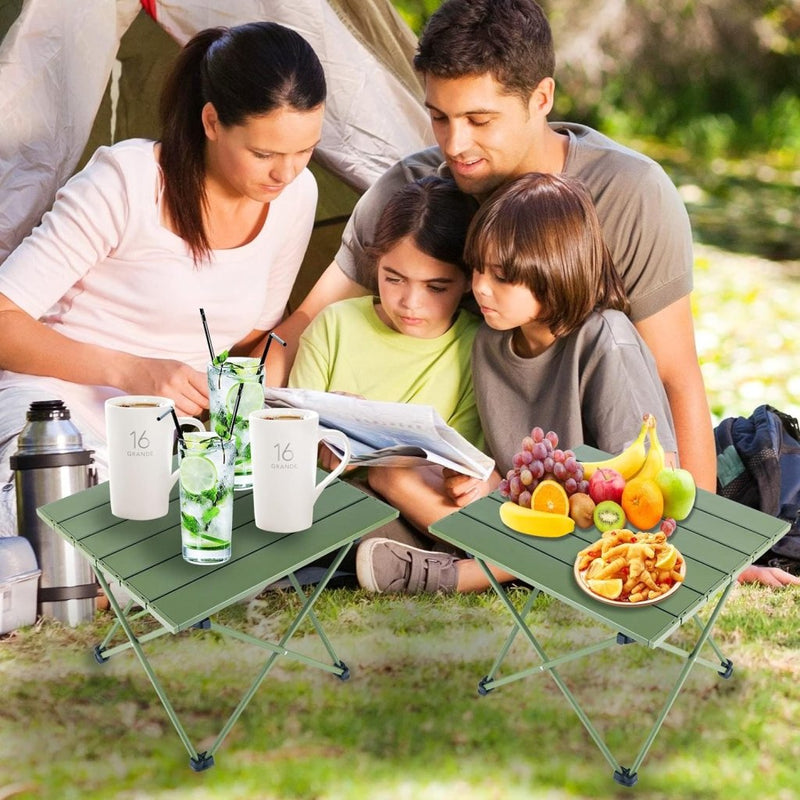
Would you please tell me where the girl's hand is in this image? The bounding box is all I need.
[442,468,497,507]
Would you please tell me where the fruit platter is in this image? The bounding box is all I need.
[573,528,686,606]
[497,414,697,540]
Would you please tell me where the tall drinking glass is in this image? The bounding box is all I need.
[178,431,235,565]
[207,356,264,489]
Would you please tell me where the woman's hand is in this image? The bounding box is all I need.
[116,355,209,417]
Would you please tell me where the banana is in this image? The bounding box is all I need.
[631,415,666,481]
[580,415,652,480]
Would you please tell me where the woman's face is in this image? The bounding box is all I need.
[375,235,469,339]
[202,102,324,202]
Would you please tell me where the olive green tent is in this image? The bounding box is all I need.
[0,0,434,306]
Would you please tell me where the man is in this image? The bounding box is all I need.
[271,0,797,590]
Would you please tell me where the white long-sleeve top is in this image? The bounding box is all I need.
[0,138,317,441]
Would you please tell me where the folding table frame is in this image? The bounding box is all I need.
[37,475,398,771]
[429,446,789,787]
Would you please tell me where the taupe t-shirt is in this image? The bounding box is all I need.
[472,310,677,475]
[336,123,693,322]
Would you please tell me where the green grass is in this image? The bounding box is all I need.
[2,584,799,800]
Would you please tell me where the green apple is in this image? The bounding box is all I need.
[655,467,696,521]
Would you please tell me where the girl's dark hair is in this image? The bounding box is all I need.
[360,176,479,289]
[465,173,630,337]
[159,22,326,263]
[414,0,554,102]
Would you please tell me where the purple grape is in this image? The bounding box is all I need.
[521,436,534,452]
[532,442,548,461]
[564,456,579,475]
[660,517,677,537]
[531,426,544,443]
[519,468,533,486]
[543,456,554,473]
[512,452,525,469]
[498,479,510,497]
[553,462,567,480]
[530,460,545,480]
[545,430,559,448]
[564,477,578,495]
[509,476,523,497]
[520,450,534,466]
[577,479,590,494]
[518,490,532,508]
[553,449,566,463]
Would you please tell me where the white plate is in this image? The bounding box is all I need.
[573,544,687,607]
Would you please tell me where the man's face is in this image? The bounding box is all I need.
[424,73,540,198]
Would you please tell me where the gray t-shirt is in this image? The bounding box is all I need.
[472,310,677,475]
[336,123,693,322]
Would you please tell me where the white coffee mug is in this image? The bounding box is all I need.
[249,408,351,533]
[105,395,205,520]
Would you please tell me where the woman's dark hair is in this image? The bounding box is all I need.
[159,22,326,263]
[414,0,554,102]
[465,173,630,337]
[359,176,479,289]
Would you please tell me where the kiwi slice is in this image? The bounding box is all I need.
[593,500,626,532]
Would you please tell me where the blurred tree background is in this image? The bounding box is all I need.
[392,0,800,262]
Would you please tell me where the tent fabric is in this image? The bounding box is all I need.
[0,0,434,264]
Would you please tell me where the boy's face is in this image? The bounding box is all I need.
[424,73,545,199]
[375,236,469,339]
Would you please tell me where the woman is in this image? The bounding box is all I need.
[0,21,326,534]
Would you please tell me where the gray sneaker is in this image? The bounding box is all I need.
[356,538,459,594]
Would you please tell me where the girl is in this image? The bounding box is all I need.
[359,173,678,594]
[0,22,326,536]
[289,175,482,558]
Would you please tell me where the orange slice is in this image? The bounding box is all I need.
[531,479,569,516]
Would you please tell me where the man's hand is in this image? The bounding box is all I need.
[738,564,800,587]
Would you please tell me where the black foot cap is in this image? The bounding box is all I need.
[616,633,635,645]
[477,676,494,696]
[613,767,638,787]
[335,661,351,681]
[189,752,215,772]
[93,645,110,664]
[718,658,734,679]
[192,618,212,630]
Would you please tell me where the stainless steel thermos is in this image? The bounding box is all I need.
[10,400,97,625]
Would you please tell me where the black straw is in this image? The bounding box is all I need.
[157,407,185,445]
[228,383,244,440]
[258,331,287,371]
[199,308,216,363]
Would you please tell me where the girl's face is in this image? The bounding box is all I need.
[472,267,554,354]
[202,103,324,202]
[375,236,469,339]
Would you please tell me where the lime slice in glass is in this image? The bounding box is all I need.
[226,381,263,417]
[228,357,260,377]
[180,455,217,494]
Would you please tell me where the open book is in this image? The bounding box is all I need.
[263,387,495,481]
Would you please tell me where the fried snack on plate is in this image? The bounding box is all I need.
[575,528,685,604]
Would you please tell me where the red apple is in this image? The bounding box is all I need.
[588,467,626,504]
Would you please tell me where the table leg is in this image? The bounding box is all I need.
[93,569,206,767]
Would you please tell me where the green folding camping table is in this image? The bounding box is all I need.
[428,445,789,787]
[36,473,397,771]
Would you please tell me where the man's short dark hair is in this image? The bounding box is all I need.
[414,0,555,101]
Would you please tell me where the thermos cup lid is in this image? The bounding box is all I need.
[11,399,92,461]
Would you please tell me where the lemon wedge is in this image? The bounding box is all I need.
[499,502,575,537]
[587,578,624,600]
[655,544,679,571]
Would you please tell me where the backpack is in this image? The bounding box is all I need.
[714,404,800,564]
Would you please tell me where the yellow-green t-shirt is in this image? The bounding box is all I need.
[288,296,484,449]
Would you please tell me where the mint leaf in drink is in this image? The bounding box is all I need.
[202,505,220,526]
[181,512,200,535]
[213,349,230,366]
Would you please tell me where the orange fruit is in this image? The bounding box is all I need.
[621,477,664,530]
[531,479,569,516]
